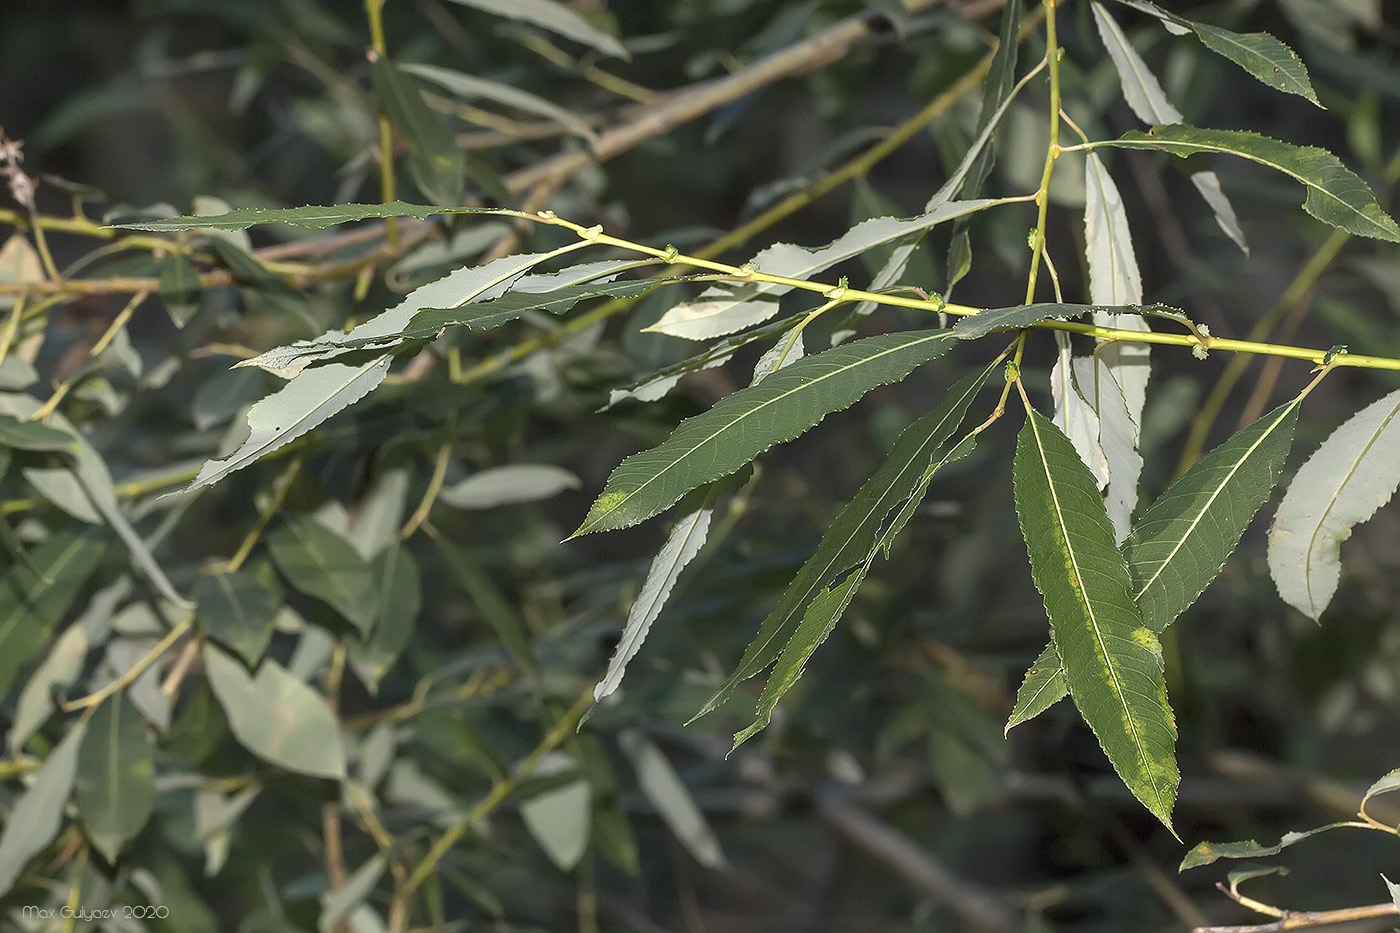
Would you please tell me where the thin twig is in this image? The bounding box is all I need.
[1192,900,1398,932]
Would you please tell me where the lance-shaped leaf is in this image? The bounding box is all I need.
[194,572,280,666]
[734,434,978,747]
[1130,399,1300,630]
[0,530,107,695]
[647,201,997,341]
[75,692,156,863]
[1010,400,1299,726]
[953,302,1161,339]
[348,544,422,693]
[1112,0,1319,105]
[443,0,629,59]
[695,361,994,720]
[1006,644,1068,733]
[1268,389,1400,621]
[1180,821,1356,870]
[1014,409,1177,828]
[191,249,574,490]
[114,200,497,232]
[403,63,600,145]
[1107,126,1400,242]
[1090,2,1249,254]
[203,645,346,780]
[372,57,468,207]
[0,720,86,896]
[575,329,958,536]
[594,502,712,704]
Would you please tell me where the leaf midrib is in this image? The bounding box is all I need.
[1029,413,1163,810]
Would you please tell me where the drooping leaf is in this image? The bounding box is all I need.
[736,434,979,748]
[695,360,994,719]
[10,623,90,754]
[0,529,107,696]
[1130,399,1300,631]
[371,57,468,207]
[442,0,629,59]
[594,502,712,704]
[1107,126,1400,242]
[1180,822,1356,870]
[1076,359,1142,542]
[952,302,1159,339]
[114,201,496,232]
[1006,644,1068,733]
[1014,409,1177,829]
[319,854,388,933]
[266,516,378,634]
[518,753,592,871]
[348,545,421,692]
[439,464,581,510]
[0,720,86,896]
[69,466,192,610]
[619,730,726,869]
[1083,151,1143,307]
[1113,0,1320,105]
[431,533,537,676]
[576,329,959,536]
[1268,389,1400,620]
[402,62,600,144]
[158,252,202,327]
[202,645,346,780]
[193,572,280,666]
[647,201,996,341]
[74,692,156,863]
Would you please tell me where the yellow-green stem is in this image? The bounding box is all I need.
[1024,0,1062,304]
[365,0,399,249]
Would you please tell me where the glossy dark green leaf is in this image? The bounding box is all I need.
[1014,409,1177,829]
[1127,400,1299,631]
[372,57,467,207]
[75,692,155,862]
[158,252,201,327]
[266,516,377,634]
[203,645,346,780]
[193,572,280,666]
[576,329,958,536]
[1109,126,1400,242]
[0,530,107,695]
[695,361,994,719]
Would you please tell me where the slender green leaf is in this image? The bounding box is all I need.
[1107,126,1400,242]
[1361,767,1400,813]
[440,464,581,510]
[319,854,388,933]
[953,302,1161,339]
[576,329,958,536]
[1113,0,1319,105]
[594,502,712,703]
[193,572,280,666]
[158,252,201,327]
[1005,644,1068,733]
[695,361,993,719]
[1014,409,1177,828]
[648,200,996,341]
[431,534,537,676]
[371,58,467,207]
[442,0,628,59]
[75,692,155,862]
[0,720,86,896]
[348,545,421,693]
[0,529,107,695]
[619,730,726,869]
[403,62,600,144]
[1130,400,1300,631]
[266,516,378,634]
[203,645,346,780]
[1180,822,1355,870]
[1268,389,1400,620]
[114,201,496,232]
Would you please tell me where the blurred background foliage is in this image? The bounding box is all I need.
[2,0,1400,930]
